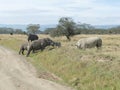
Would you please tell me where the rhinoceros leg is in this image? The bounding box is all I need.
[19,49,22,55]
[22,49,25,55]
[26,46,32,57]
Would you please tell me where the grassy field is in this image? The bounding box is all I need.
[0,34,120,90]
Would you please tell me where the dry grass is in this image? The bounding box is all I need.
[0,34,120,90]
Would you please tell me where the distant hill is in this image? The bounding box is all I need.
[93,25,120,29]
[0,24,57,31]
[0,24,119,31]
[40,24,57,31]
[0,24,27,31]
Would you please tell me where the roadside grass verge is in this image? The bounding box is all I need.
[0,34,120,90]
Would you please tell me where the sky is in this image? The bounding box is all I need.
[0,0,120,25]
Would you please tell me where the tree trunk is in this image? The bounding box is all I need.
[66,36,71,41]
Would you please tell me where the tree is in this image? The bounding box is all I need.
[50,28,60,37]
[43,28,56,34]
[74,23,96,34]
[27,24,40,34]
[76,23,94,30]
[15,29,24,34]
[56,17,76,41]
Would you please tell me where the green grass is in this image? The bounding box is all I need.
[0,34,120,90]
[30,47,120,90]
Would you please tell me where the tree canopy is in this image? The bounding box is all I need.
[55,17,76,41]
[27,24,40,34]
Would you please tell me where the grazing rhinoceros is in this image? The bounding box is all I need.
[26,38,59,57]
[76,37,102,49]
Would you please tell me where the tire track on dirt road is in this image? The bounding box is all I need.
[0,46,73,90]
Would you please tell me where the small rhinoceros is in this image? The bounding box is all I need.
[19,42,30,55]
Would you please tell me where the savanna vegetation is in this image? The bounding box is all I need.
[0,34,120,90]
[0,27,26,34]
[43,17,120,40]
[0,17,120,90]
[0,24,41,35]
[1,17,120,40]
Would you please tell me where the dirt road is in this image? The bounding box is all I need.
[0,46,73,90]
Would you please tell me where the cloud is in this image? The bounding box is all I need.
[0,0,120,25]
